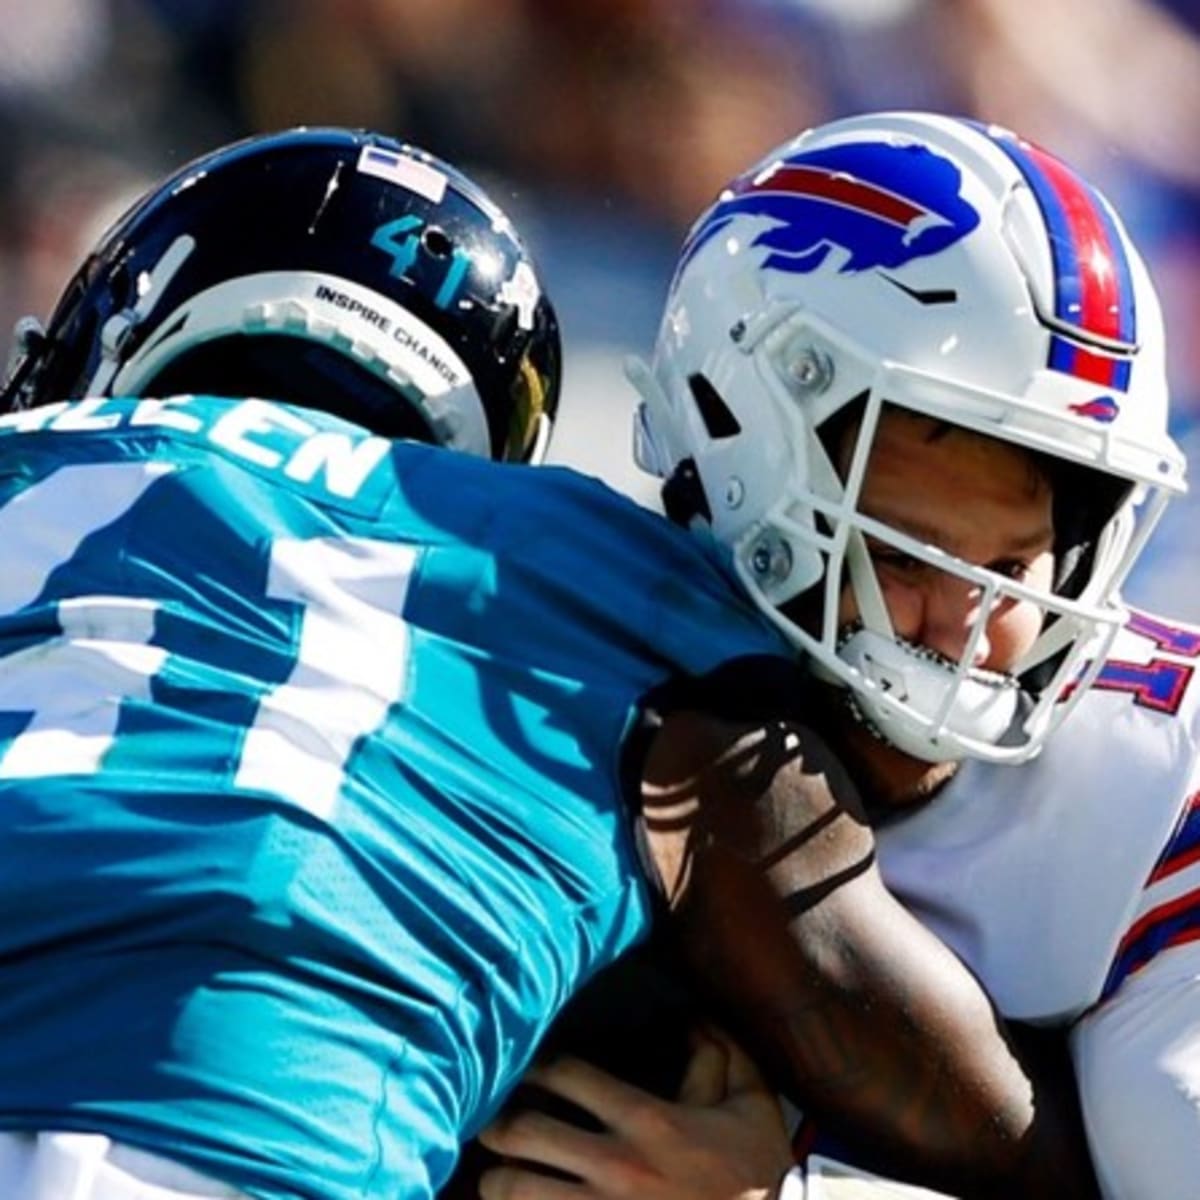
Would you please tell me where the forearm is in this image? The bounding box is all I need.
[645,715,1097,1198]
[674,854,1094,1196]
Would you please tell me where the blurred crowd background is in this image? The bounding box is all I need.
[1,0,1197,614]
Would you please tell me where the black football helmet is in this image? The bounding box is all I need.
[1,127,561,461]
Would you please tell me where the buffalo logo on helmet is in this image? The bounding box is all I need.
[1069,394,1121,423]
[677,141,980,279]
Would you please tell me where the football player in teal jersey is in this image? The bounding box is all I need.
[0,127,1096,1200]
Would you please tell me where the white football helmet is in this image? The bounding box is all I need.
[632,111,1187,764]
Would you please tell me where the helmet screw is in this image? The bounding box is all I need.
[729,319,747,344]
[786,346,834,396]
[724,478,744,508]
[750,534,793,583]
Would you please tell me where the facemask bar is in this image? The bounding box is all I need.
[0,235,193,413]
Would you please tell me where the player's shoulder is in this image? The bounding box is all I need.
[1109,606,1200,656]
[0,393,398,508]
[398,447,702,560]
[406,449,790,649]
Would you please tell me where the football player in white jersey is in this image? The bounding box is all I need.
[474,112,1196,1199]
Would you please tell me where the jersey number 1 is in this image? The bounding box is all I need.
[0,463,414,821]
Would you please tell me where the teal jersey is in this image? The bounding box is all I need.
[0,396,790,1200]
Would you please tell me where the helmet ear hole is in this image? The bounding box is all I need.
[420,227,453,259]
[687,373,741,439]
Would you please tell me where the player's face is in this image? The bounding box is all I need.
[839,409,1056,676]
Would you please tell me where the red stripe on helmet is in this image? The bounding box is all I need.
[1024,143,1124,343]
[741,164,926,228]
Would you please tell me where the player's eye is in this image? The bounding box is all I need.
[989,558,1034,583]
[869,543,923,576]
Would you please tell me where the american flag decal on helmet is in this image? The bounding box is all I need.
[980,124,1137,392]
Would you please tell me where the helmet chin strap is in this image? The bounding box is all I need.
[87,235,197,396]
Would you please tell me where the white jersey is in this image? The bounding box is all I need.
[877,607,1200,1023]
[876,607,1200,1199]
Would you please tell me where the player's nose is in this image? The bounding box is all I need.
[919,573,991,666]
